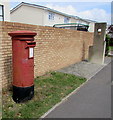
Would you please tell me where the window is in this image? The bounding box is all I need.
[48,12,54,20]
[0,5,4,21]
[64,17,69,23]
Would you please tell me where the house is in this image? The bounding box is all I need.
[10,2,95,32]
[0,1,10,21]
[10,2,89,26]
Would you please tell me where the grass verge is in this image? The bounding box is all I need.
[2,72,86,119]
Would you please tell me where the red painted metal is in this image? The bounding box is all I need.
[8,31,37,87]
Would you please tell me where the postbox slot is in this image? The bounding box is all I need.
[26,41,36,47]
[27,42,35,45]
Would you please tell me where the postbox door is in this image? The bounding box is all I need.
[26,41,36,59]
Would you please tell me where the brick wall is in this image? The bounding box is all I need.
[0,21,93,88]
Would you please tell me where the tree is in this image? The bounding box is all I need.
[105,25,112,56]
[108,25,113,38]
[108,25,113,33]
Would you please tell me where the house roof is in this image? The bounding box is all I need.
[11,2,72,17]
[84,19,97,23]
[10,2,90,23]
[10,2,47,13]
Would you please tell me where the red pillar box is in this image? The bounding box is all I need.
[8,31,37,103]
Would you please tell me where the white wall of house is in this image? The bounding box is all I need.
[11,5,71,26]
[11,5,44,25]
[0,1,10,21]
[76,19,89,25]
[70,18,90,27]
[70,18,78,23]
[43,10,71,26]
[88,22,95,32]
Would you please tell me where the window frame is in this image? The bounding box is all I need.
[0,5,4,21]
[64,17,69,23]
[48,12,55,21]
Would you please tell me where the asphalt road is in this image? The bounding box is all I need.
[45,60,112,119]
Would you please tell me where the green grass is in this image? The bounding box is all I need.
[2,72,86,119]
[109,46,113,51]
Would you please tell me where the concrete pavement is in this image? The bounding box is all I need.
[44,59,112,118]
[57,57,111,80]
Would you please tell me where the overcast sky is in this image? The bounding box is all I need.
[10,0,111,24]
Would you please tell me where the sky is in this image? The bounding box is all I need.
[10,1,111,24]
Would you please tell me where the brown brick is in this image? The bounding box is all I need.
[0,21,93,88]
